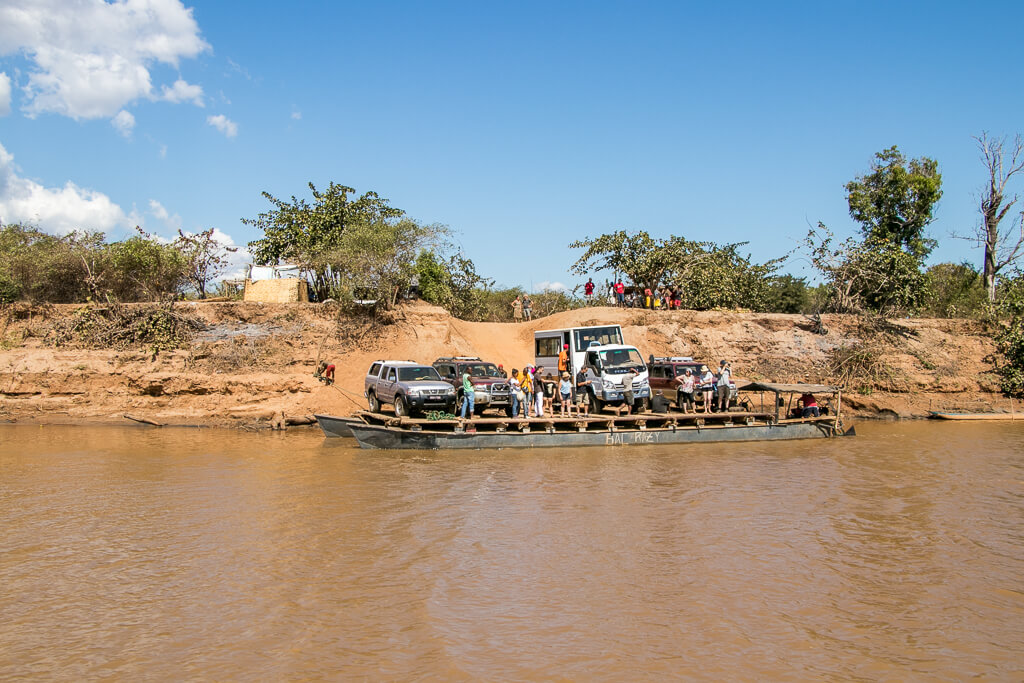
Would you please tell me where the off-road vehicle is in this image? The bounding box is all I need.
[432,356,513,416]
[647,356,737,410]
[364,360,456,417]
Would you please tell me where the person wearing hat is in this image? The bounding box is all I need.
[575,366,592,416]
[674,367,696,413]
[521,364,535,417]
[558,343,570,376]
[699,364,715,413]
[558,371,573,417]
[532,366,546,417]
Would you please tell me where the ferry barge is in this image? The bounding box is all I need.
[317,382,851,450]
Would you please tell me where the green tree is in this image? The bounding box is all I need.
[571,230,782,311]
[244,182,405,301]
[846,145,942,260]
[324,217,444,309]
[569,230,681,292]
[415,249,494,320]
[805,223,928,315]
[0,224,103,302]
[763,274,809,314]
[923,262,986,318]
[102,230,187,301]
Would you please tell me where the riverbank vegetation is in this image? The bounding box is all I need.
[3,135,1024,395]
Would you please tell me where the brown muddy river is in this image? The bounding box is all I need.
[2,421,1023,680]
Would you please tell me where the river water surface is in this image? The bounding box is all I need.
[2,421,1023,680]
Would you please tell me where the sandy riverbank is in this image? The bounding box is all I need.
[0,300,1009,429]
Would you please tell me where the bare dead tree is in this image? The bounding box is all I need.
[974,133,1024,300]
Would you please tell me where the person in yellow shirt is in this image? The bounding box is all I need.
[520,365,534,417]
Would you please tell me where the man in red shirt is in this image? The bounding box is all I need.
[614,281,625,306]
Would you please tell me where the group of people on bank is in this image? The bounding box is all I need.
[584,279,686,310]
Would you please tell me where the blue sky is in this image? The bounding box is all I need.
[1,0,1022,292]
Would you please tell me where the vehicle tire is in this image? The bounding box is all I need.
[504,405,514,418]
[591,390,604,414]
[394,395,409,418]
[367,392,380,413]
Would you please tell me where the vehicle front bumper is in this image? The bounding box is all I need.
[408,394,456,410]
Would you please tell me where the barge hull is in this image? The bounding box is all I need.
[347,420,839,450]
[314,414,361,438]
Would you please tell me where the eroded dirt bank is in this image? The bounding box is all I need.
[0,300,1010,428]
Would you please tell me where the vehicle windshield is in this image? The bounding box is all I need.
[598,348,645,370]
[462,362,501,378]
[398,366,442,382]
[574,326,623,351]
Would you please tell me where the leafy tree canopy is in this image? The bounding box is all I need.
[243,182,405,301]
[570,230,784,311]
[845,145,942,259]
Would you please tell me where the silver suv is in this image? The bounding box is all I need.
[364,360,457,417]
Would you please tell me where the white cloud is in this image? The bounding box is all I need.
[160,78,203,105]
[534,281,567,293]
[111,109,135,137]
[0,140,131,234]
[0,72,10,116]
[148,198,181,230]
[158,143,168,159]
[291,110,301,120]
[0,0,210,119]
[206,114,237,138]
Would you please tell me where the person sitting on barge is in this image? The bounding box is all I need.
[800,393,819,417]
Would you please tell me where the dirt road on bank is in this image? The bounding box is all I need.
[0,300,1010,428]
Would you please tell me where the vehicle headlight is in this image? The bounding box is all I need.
[407,387,421,395]
[446,386,456,394]
[640,379,649,388]
[603,380,617,391]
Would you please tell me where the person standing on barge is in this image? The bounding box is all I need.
[675,367,695,413]
[460,368,475,419]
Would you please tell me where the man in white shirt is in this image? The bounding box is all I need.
[716,360,732,412]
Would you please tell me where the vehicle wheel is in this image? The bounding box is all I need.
[591,390,604,414]
[504,405,515,418]
[394,395,409,418]
[367,392,380,413]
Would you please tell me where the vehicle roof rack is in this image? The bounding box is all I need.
[650,356,694,363]
[434,356,483,362]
